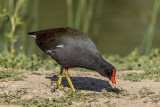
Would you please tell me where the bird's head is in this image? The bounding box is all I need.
[99,67,116,87]
[110,68,116,87]
[106,68,116,87]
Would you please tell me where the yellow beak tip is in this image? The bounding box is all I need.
[113,83,116,87]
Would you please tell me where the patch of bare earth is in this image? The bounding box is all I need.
[0,69,160,107]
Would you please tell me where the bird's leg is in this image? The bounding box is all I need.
[51,67,65,92]
[57,67,63,85]
[64,69,75,92]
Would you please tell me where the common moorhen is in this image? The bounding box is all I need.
[28,27,116,92]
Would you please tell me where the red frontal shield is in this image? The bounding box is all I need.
[111,69,116,84]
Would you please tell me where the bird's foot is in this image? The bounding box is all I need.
[51,81,66,92]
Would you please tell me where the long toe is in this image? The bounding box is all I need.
[51,82,66,93]
[51,80,57,85]
[58,84,65,92]
[51,82,58,92]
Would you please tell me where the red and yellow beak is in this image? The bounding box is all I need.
[111,69,116,87]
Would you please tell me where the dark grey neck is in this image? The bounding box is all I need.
[87,55,114,72]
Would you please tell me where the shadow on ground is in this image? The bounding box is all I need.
[45,76,113,92]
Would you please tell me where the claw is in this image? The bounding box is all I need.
[51,67,66,92]
[50,67,76,93]
[51,81,57,86]
[51,81,66,92]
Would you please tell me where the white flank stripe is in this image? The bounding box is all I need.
[46,50,55,53]
[56,44,64,48]
[28,34,36,38]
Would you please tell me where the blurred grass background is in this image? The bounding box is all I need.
[0,0,160,56]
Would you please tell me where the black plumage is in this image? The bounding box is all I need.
[28,27,116,86]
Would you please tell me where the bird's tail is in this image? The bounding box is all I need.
[27,32,36,38]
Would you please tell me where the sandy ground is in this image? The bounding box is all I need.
[0,69,160,107]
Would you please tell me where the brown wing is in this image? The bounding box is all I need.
[30,27,87,54]
[33,27,86,39]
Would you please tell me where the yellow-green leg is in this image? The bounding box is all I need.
[51,67,65,92]
[65,69,75,92]
[57,67,63,85]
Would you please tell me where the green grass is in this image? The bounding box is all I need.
[128,94,137,100]
[150,93,160,103]
[138,87,160,103]
[121,72,143,82]
[0,70,25,81]
[0,90,64,106]
[121,69,160,82]
[139,0,160,55]
[127,87,160,103]
[30,72,43,75]
[138,87,155,98]
[0,52,57,71]
[0,89,127,106]
[1,49,160,82]
[0,50,159,106]
[106,49,160,82]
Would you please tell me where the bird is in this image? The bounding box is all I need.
[28,27,116,92]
